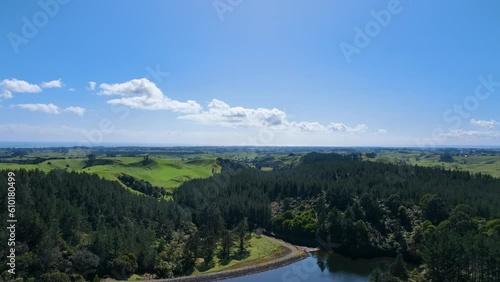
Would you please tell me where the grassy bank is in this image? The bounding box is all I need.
[192,234,284,275]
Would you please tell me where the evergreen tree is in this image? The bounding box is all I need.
[389,254,408,280]
[220,229,234,259]
[420,194,449,225]
[236,218,249,253]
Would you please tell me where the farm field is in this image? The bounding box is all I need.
[368,150,500,178]
[0,156,220,191]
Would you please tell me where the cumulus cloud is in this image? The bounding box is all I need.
[377,128,389,134]
[94,78,370,134]
[328,122,368,133]
[40,79,63,88]
[0,78,64,99]
[0,91,13,99]
[98,78,201,113]
[14,103,60,114]
[88,81,96,90]
[13,103,85,116]
[0,78,42,99]
[288,121,329,132]
[179,99,368,133]
[1,78,42,93]
[180,99,286,127]
[63,106,86,116]
[470,119,499,129]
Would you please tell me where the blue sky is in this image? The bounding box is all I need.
[0,0,499,146]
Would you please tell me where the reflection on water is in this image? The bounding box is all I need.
[223,251,390,282]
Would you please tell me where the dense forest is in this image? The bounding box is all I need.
[0,170,193,281]
[1,152,499,281]
[176,154,500,280]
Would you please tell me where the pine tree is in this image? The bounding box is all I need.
[390,254,408,280]
[220,229,233,259]
[236,218,248,253]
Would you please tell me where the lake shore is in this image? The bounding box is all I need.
[141,236,308,282]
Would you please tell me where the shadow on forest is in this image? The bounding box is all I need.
[197,260,216,272]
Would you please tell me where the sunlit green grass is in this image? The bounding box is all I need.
[367,151,500,178]
[0,157,220,191]
[192,234,284,275]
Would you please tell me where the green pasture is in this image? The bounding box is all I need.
[0,157,220,191]
[368,150,500,178]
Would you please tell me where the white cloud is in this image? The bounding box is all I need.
[328,122,368,133]
[14,103,60,114]
[40,79,63,88]
[13,103,85,116]
[99,78,201,113]
[68,88,75,92]
[0,91,13,99]
[377,128,388,134]
[288,121,329,132]
[470,119,499,129]
[63,106,85,116]
[179,99,368,134]
[93,78,370,135]
[180,99,287,127]
[0,78,64,99]
[88,81,96,90]
[0,78,42,99]
[1,78,42,93]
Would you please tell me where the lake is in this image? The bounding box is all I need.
[222,251,390,282]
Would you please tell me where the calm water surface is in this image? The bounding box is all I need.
[223,251,389,282]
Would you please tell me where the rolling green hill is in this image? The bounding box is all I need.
[367,151,500,178]
[0,156,220,191]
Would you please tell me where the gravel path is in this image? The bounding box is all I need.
[142,235,306,282]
